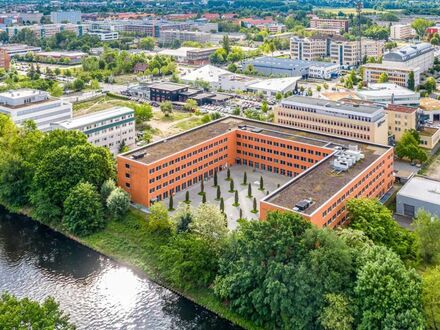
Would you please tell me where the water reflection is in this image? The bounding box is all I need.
[0,208,241,330]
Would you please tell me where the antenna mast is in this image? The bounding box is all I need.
[356,0,363,66]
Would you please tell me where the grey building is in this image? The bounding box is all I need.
[50,11,82,24]
[396,176,440,218]
[242,57,339,80]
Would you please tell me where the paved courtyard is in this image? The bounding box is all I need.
[164,165,290,229]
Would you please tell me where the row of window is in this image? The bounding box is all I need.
[277,111,372,131]
[278,119,371,141]
[147,138,229,174]
[237,150,315,166]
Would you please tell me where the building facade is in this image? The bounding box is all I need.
[385,104,418,142]
[0,49,10,70]
[50,106,135,154]
[274,96,388,145]
[50,11,82,24]
[362,63,420,88]
[390,24,415,40]
[117,117,394,228]
[0,89,72,131]
[382,43,434,73]
[310,16,349,33]
[290,35,330,61]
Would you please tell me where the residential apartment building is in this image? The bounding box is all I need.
[0,89,72,131]
[5,23,88,38]
[310,16,349,33]
[390,24,415,40]
[274,96,388,145]
[50,10,82,24]
[50,107,135,154]
[385,104,418,141]
[362,63,420,88]
[87,30,119,41]
[382,43,434,73]
[117,117,393,228]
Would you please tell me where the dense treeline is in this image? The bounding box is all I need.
[0,115,130,235]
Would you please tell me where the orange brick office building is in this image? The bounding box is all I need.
[117,116,394,228]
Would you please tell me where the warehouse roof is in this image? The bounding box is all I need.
[398,176,440,206]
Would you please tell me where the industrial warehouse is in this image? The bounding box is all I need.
[117,116,394,228]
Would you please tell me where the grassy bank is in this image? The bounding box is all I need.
[4,204,260,330]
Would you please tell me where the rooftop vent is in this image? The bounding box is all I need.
[293,198,313,212]
[132,152,146,160]
[333,146,364,172]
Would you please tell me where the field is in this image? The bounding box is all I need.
[314,7,401,15]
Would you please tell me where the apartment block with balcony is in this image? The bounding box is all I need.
[390,24,416,40]
[0,89,72,131]
[117,117,393,228]
[274,96,388,145]
[310,16,349,33]
[50,106,135,154]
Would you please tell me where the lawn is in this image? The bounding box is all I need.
[81,208,261,330]
[73,95,135,116]
[172,116,205,131]
[315,7,398,15]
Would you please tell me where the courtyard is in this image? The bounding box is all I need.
[164,165,290,229]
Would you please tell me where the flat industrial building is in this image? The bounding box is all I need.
[396,176,440,218]
[117,116,394,228]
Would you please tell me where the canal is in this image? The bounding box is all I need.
[0,208,240,330]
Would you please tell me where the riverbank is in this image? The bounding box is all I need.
[2,203,260,330]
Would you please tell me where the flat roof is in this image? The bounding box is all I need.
[248,77,301,92]
[36,51,87,57]
[386,104,418,114]
[420,97,440,111]
[120,116,390,215]
[282,95,383,115]
[149,82,188,92]
[398,176,440,206]
[55,106,133,129]
[383,43,433,62]
[247,56,338,70]
[357,83,418,98]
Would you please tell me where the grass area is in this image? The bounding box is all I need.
[73,95,135,115]
[80,208,260,330]
[315,7,396,14]
[153,111,192,122]
[172,117,205,131]
[114,74,140,85]
[419,147,440,177]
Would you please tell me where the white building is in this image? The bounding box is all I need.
[390,24,415,40]
[247,77,301,97]
[50,107,135,154]
[181,64,230,88]
[0,89,72,131]
[382,43,434,73]
[356,83,420,106]
[87,30,119,41]
[50,11,82,24]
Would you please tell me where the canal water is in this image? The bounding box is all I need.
[0,208,240,330]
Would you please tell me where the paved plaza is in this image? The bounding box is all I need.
[164,165,290,229]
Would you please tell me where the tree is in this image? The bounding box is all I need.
[347,198,416,261]
[252,197,257,213]
[261,100,269,113]
[213,171,218,186]
[0,293,74,329]
[422,266,440,330]
[72,78,85,91]
[233,190,239,207]
[63,182,105,236]
[172,202,193,233]
[216,185,221,200]
[100,179,116,203]
[160,101,173,117]
[31,143,115,221]
[133,104,153,123]
[190,202,227,241]
[202,192,207,203]
[275,91,283,101]
[107,187,130,218]
[431,33,440,46]
[168,193,174,211]
[354,245,424,329]
[226,168,231,180]
[183,99,198,112]
[139,37,156,50]
[185,191,190,204]
[222,35,231,54]
[259,176,264,190]
[247,183,252,198]
[395,130,428,163]
[242,171,247,185]
[148,202,172,233]
[220,197,224,213]
[413,210,440,265]
[158,233,220,289]
[229,179,235,192]
[89,79,100,90]
[425,76,437,93]
[412,18,434,38]
[49,82,63,97]
[378,72,389,83]
[408,71,415,90]
[319,294,354,330]
[214,211,352,329]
